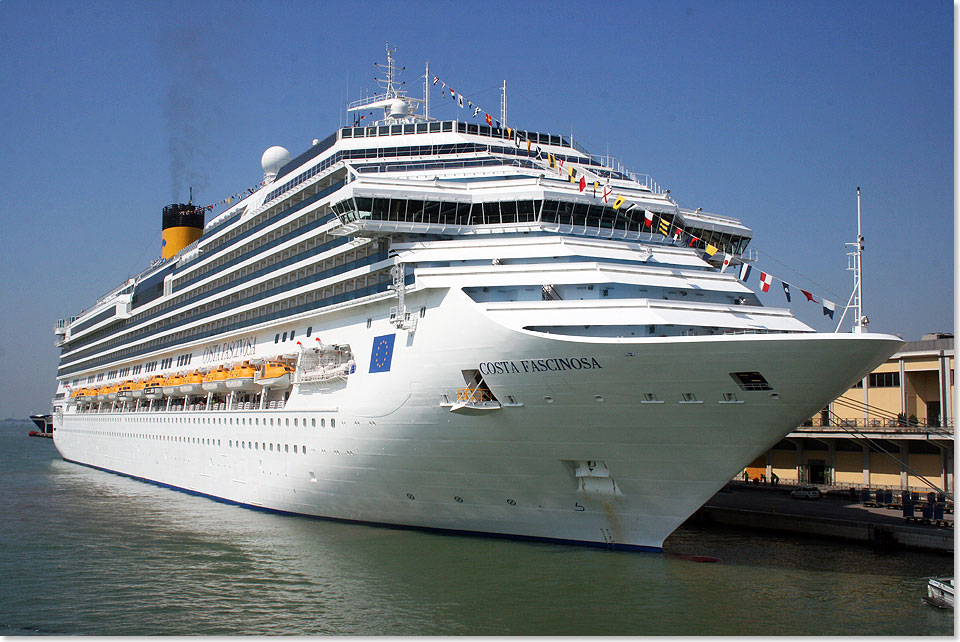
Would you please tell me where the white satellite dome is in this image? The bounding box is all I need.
[387,98,409,119]
[261,145,291,182]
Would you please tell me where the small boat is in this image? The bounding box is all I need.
[179,370,204,395]
[105,383,120,401]
[129,379,146,399]
[256,360,295,389]
[143,375,166,400]
[96,386,109,402]
[924,577,954,609]
[162,373,184,397]
[202,365,229,392]
[225,361,258,391]
[78,387,97,401]
[29,413,53,438]
[116,380,138,401]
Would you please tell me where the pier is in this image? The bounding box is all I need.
[688,482,953,553]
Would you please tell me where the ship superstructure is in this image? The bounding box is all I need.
[49,47,901,550]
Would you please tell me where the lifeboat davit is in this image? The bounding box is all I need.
[202,365,229,392]
[116,380,137,401]
[256,360,295,389]
[225,361,258,392]
[180,369,204,395]
[143,375,166,400]
[162,373,184,397]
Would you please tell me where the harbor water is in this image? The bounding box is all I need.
[0,421,953,636]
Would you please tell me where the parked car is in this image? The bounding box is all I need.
[791,485,822,500]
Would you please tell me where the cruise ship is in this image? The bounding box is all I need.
[48,47,901,550]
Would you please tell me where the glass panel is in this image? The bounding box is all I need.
[406,200,425,223]
[371,197,389,220]
[442,121,453,132]
[403,124,415,134]
[438,201,459,224]
[430,122,441,132]
[389,198,407,221]
[517,199,535,222]
[422,200,440,224]
[416,123,427,133]
[500,200,518,223]
[556,201,575,226]
[540,199,558,224]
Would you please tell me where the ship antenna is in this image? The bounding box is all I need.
[189,186,193,205]
[836,187,866,333]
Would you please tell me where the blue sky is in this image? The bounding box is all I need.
[0,0,952,418]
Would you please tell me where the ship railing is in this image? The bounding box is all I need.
[457,387,494,403]
[796,417,954,435]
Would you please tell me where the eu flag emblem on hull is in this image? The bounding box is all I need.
[369,334,396,373]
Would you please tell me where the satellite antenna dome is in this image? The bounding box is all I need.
[388,98,409,119]
[261,146,291,182]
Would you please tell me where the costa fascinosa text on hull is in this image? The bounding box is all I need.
[48,48,901,550]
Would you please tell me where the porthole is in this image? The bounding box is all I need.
[294,418,298,427]
[301,445,306,454]
[454,496,463,503]
[311,418,316,427]
[406,493,415,500]
[293,445,298,453]
[506,498,517,506]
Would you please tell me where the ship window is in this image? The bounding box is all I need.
[730,372,772,391]
[311,418,316,427]
[275,334,280,344]
[282,332,287,342]
[302,445,306,454]
[293,445,298,453]
[285,444,289,452]
[331,419,336,428]
[321,418,326,427]
[290,330,295,340]
[306,326,312,337]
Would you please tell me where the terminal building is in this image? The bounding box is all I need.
[744,333,954,493]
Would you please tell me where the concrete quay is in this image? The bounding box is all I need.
[686,483,953,553]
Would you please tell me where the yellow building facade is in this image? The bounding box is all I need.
[744,334,954,493]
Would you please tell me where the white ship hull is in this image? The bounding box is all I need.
[53,289,899,550]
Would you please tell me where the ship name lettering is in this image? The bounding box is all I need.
[202,336,257,364]
[479,357,601,376]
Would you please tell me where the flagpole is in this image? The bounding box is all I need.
[424,60,430,121]
[856,186,864,333]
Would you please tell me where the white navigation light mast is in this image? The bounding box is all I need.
[837,187,867,334]
[346,43,430,126]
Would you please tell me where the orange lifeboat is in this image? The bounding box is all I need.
[256,360,295,389]
[162,373,184,397]
[180,369,204,395]
[202,365,229,393]
[143,375,166,400]
[225,361,258,392]
[95,385,109,402]
[104,383,120,401]
[129,379,147,399]
[116,380,138,401]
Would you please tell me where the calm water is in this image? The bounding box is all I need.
[0,421,953,636]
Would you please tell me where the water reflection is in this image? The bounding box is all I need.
[0,427,953,636]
